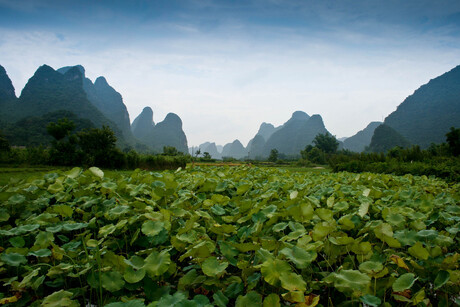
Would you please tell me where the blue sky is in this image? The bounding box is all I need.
[1,0,460,146]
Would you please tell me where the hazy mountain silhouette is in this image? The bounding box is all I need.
[368,124,411,152]
[222,140,247,159]
[198,142,221,159]
[131,108,188,153]
[263,111,329,156]
[58,65,134,142]
[382,65,460,148]
[343,121,382,152]
[0,64,127,146]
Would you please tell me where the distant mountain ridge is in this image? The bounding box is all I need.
[131,107,188,153]
[0,64,189,152]
[343,121,382,152]
[58,65,134,142]
[379,65,460,149]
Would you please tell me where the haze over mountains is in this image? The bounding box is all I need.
[0,64,459,158]
[0,64,188,153]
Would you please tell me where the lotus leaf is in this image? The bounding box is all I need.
[260,259,291,286]
[359,294,381,306]
[324,270,371,294]
[434,270,450,289]
[280,246,316,269]
[408,242,430,260]
[42,290,79,307]
[235,291,262,307]
[280,272,307,292]
[0,252,27,266]
[141,220,164,236]
[201,256,228,277]
[143,250,171,277]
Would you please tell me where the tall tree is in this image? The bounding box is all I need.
[313,132,339,154]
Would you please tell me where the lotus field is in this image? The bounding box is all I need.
[0,166,458,306]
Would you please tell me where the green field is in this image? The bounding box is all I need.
[0,166,458,306]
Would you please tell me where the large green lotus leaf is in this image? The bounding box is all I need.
[324,270,371,294]
[359,261,383,276]
[141,220,164,237]
[18,268,40,288]
[394,230,418,246]
[333,201,349,212]
[42,290,79,307]
[65,167,81,179]
[9,236,25,248]
[328,235,354,246]
[408,242,429,260]
[392,273,416,292]
[280,246,316,269]
[10,224,40,235]
[143,250,171,277]
[359,294,381,307]
[8,194,26,205]
[101,271,125,292]
[28,249,52,257]
[48,181,64,194]
[416,229,438,241]
[219,241,239,264]
[312,222,335,241]
[272,222,288,232]
[280,272,307,292]
[235,291,262,307]
[374,223,393,240]
[192,294,211,307]
[358,202,370,218]
[262,293,280,307]
[384,213,405,226]
[124,255,145,270]
[281,290,305,303]
[434,270,450,289]
[288,203,314,222]
[88,167,104,179]
[35,231,54,247]
[104,300,146,307]
[260,259,291,286]
[225,282,244,299]
[62,222,88,231]
[236,183,251,195]
[0,209,10,222]
[201,256,228,277]
[99,223,116,237]
[213,290,229,307]
[124,266,146,284]
[179,240,216,261]
[52,205,73,218]
[0,252,27,266]
[315,208,334,222]
[211,205,226,216]
[156,292,187,307]
[351,241,372,255]
[435,235,454,247]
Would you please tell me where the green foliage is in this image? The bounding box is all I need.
[268,148,278,162]
[446,126,460,156]
[0,130,10,152]
[162,146,180,156]
[329,145,460,181]
[46,118,76,141]
[313,132,339,154]
[0,166,458,306]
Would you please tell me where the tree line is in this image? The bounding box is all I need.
[0,118,187,170]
